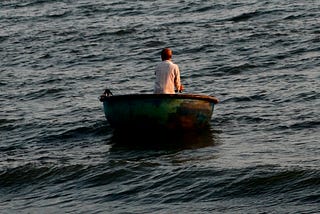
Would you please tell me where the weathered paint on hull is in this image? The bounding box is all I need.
[101,94,218,130]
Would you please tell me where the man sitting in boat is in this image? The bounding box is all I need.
[154,48,184,94]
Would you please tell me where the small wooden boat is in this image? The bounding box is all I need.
[99,90,219,130]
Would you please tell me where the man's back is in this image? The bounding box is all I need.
[154,60,181,94]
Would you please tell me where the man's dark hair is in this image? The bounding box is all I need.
[161,48,172,61]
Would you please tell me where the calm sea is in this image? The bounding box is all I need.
[1,0,319,213]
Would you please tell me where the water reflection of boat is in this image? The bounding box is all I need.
[110,128,217,150]
[99,91,219,131]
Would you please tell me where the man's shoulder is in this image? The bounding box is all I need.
[158,60,179,69]
[170,62,179,69]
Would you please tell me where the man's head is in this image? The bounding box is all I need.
[161,48,172,61]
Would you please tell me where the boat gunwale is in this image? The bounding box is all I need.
[100,93,219,104]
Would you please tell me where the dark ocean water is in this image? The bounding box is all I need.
[1,0,319,213]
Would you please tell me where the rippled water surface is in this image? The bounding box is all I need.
[1,0,319,213]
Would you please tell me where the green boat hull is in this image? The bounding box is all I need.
[100,94,219,130]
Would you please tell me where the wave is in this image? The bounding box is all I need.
[223,93,267,103]
[281,120,320,131]
[74,164,320,204]
[22,87,67,101]
[36,120,110,144]
[228,11,260,22]
[0,162,86,189]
